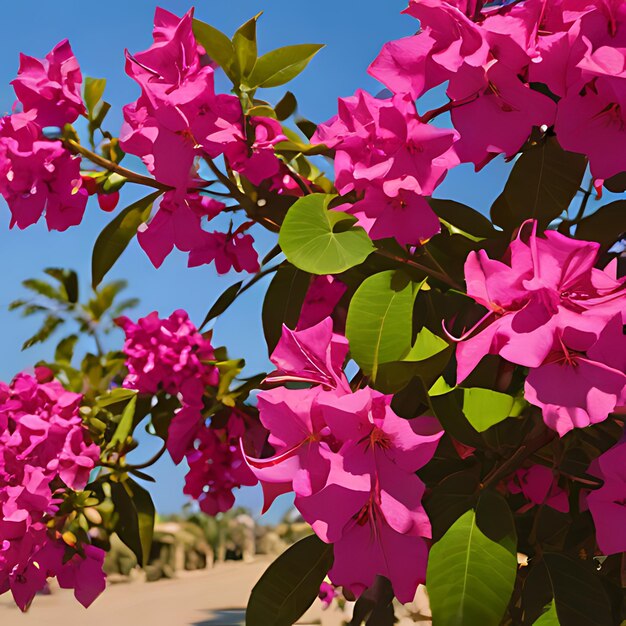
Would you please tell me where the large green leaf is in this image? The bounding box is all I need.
[575,200,626,252]
[233,13,261,80]
[110,394,137,448]
[542,553,612,626]
[91,191,161,288]
[262,264,310,352]
[491,137,587,232]
[346,271,420,379]
[427,510,517,626]
[246,534,333,626]
[279,194,375,274]
[110,478,155,567]
[247,44,324,89]
[192,19,237,83]
[429,198,498,241]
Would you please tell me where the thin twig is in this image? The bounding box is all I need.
[376,248,462,289]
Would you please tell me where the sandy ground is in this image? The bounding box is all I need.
[0,558,349,626]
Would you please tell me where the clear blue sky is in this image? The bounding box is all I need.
[0,1,517,521]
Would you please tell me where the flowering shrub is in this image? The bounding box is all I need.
[2,1,626,624]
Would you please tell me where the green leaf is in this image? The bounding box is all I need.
[199,281,244,330]
[491,137,587,232]
[542,553,613,626]
[246,534,333,626]
[233,13,261,81]
[192,18,236,83]
[96,387,138,408]
[22,316,64,350]
[533,601,560,625]
[110,478,155,567]
[262,264,310,352]
[101,172,127,193]
[279,194,375,275]
[427,510,517,626]
[110,394,137,447]
[55,335,78,364]
[462,388,516,432]
[346,271,419,379]
[44,268,79,303]
[247,44,324,89]
[429,198,498,241]
[22,278,64,302]
[84,77,106,119]
[575,200,626,252]
[275,91,297,120]
[91,191,161,288]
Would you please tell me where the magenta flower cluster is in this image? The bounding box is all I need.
[117,310,256,515]
[0,41,88,231]
[455,221,626,436]
[0,369,104,611]
[121,8,291,273]
[245,317,443,603]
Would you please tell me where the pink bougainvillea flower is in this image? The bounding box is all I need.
[266,317,350,391]
[188,229,259,274]
[587,437,626,555]
[313,91,458,196]
[136,191,224,268]
[509,465,569,513]
[368,0,489,99]
[525,317,626,436]
[116,310,218,463]
[450,61,557,168]
[454,222,626,383]
[11,39,85,127]
[0,113,87,231]
[348,184,440,247]
[297,276,347,331]
[184,423,257,516]
[55,544,107,608]
[318,581,337,609]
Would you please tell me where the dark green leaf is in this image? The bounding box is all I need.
[262,264,310,352]
[55,335,78,364]
[491,137,587,231]
[429,198,498,240]
[542,553,612,626]
[246,534,333,626]
[575,200,626,252]
[22,316,64,350]
[533,601,559,625]
[199,281,243,329]
[44,268,79,303]
[275,91,297,120]
[475,490,517,555]
[603,172,626,193]
[279,194,375,274]
[247,44,324,89]
[192,18,236,82]
[110,478,155,567]
[427,510,517,626]
[91,191,161,288]
[233,13,261,80]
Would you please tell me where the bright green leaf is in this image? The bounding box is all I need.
[110,395,137,447]
[533,601,559,625]
[192,19,236,83]
[427,510,517,626]
[462,387,515,432]
[233,13,261,80]
[84,77,106,118]
[247,44,324,89]
[91,191,161,288]
[246,534,333,626]
[279,194,375,275]
[346,271,419,379]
